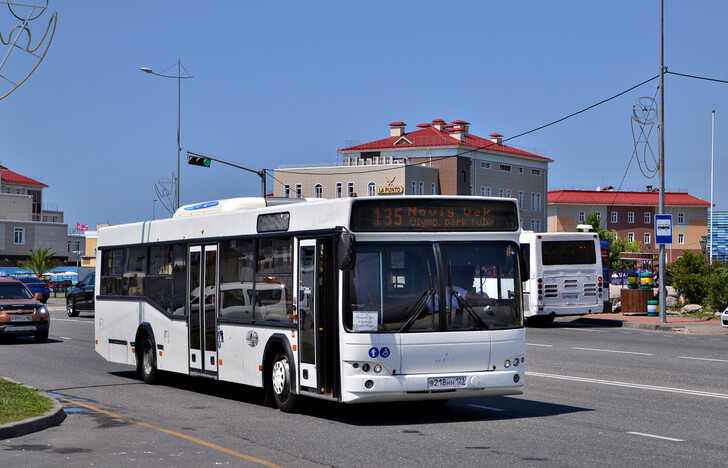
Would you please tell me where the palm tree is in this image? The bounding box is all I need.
[19,247,61,278]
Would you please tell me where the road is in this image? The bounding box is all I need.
[1,299,726,467]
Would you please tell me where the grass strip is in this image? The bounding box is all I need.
[0,378,53,425]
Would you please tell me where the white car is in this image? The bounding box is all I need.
[722,307,728,328]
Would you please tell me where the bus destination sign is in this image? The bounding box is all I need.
[350,199,519,232]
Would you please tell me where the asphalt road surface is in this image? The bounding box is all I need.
[1,298,726,467]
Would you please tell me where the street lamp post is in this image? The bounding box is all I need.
[141,59,193,211]
[700,236,708,259]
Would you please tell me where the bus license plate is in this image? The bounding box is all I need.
[428,376,466,389]
[10,315,32,322]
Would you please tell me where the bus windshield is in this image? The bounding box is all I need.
[541,240,597,266]
[345,242,522,333]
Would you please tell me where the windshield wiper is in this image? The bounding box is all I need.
[399,288,435,332]
[450,289,490,330]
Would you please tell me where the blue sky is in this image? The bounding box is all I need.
[2,1,727,228]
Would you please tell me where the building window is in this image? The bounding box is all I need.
[530,219,542,231]
[13,227,24,245]
[411,181,417,195]
[518,167,524,174]
[67,241,72,253]
[367,182,376,197]
[530,193,542,211]
[499,189,505,197]
[644,212,651,224]
[314,184,323,198]
[419,182,424,195]
[481,187,491,197]
[678,233,685,244]
[506,189,512,198]
[628,232,634,242]
[628,212,634,223]
[336,183,342,198]
[499,164,511,172]
[347,182,355,197]
[579,211,585,223]
[611,212,618,223]
[284,184,291,198]
[595,212,601,220]
[481,161,491,169]
[74,241,81,252]
[678,213,684,224]
[518,191,524,209]
[532,169,542,176]
[461,171,466,183]
[431,183,437,195]
[295,184,302,198]
[52,216,59,223]
[644,232,651,244]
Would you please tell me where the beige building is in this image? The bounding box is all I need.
[0,164,82,266]
[274,119,553,230]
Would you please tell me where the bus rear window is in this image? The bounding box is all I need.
[541,240,596,265]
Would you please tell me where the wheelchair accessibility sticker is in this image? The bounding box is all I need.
[368,346,391,359]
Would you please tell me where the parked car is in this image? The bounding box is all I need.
[0,277,50,342]
[11,275,50,303]
[722,306,728,328]
[66,271,95,317]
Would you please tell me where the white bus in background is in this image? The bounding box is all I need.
[520,230,604,326]
[95,196,527,412]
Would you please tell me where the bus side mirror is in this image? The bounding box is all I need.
[337,228,356,271]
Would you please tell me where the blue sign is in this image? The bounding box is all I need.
[380,347,390,358]
[655,214,673,245]
[368,347,379,358]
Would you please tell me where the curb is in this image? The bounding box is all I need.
[0,379,66,440]
[571,316,725,334]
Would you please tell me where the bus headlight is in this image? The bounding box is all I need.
[513,358,520,366]
[504,360,511,368]
[373,364,382,373]
[361,363,370,372]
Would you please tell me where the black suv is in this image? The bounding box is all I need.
[66,271,95,317]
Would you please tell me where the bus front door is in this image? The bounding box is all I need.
[188,245,219,377]
[297,239,337,397]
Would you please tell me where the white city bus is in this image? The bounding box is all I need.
[95,196,526,411]
[519,230,603,326]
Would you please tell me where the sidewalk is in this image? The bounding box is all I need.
[562,311,727,335]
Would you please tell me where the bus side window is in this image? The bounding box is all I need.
[520,243,530,281]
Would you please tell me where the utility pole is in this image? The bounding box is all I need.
[658,0,667,324]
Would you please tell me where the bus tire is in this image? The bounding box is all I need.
[139,335,158,384]
[527,314,554,327]
[66,298,79,317]
[270,351,298,412]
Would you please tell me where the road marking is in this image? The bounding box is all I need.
[526,372,728,399]
[526,343,553,347]
[59,337,73,340]
[678,356,728,363]
[54,318,93,324]
[627,431,684,442]
[562,327,609,333]
[467,404,505,412]
[572,347,653,356]
[58,397,282,467]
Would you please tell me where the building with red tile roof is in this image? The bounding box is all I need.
[548,187,710,259]
[275,119,553,231]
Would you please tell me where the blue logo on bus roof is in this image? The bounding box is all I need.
[184,201,220,211]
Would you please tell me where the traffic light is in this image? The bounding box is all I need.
[187,155,211,167]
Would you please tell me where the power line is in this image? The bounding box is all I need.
[274,75,660,177]
[666,70,728,85]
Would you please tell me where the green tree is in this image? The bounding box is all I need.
[18,247,60,278]
[668,251,710,305]
[584,212,642,270]
[705,263,728,312]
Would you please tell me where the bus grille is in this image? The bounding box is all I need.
[583,283,597,297]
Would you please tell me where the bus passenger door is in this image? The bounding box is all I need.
[297,238,337,397]
[188,245,219,376]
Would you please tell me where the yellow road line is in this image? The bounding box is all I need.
[58,397,282,467]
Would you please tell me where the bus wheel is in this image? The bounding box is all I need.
[271,352,297,412]
[66,298,79,317]
[140,335,158,384]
